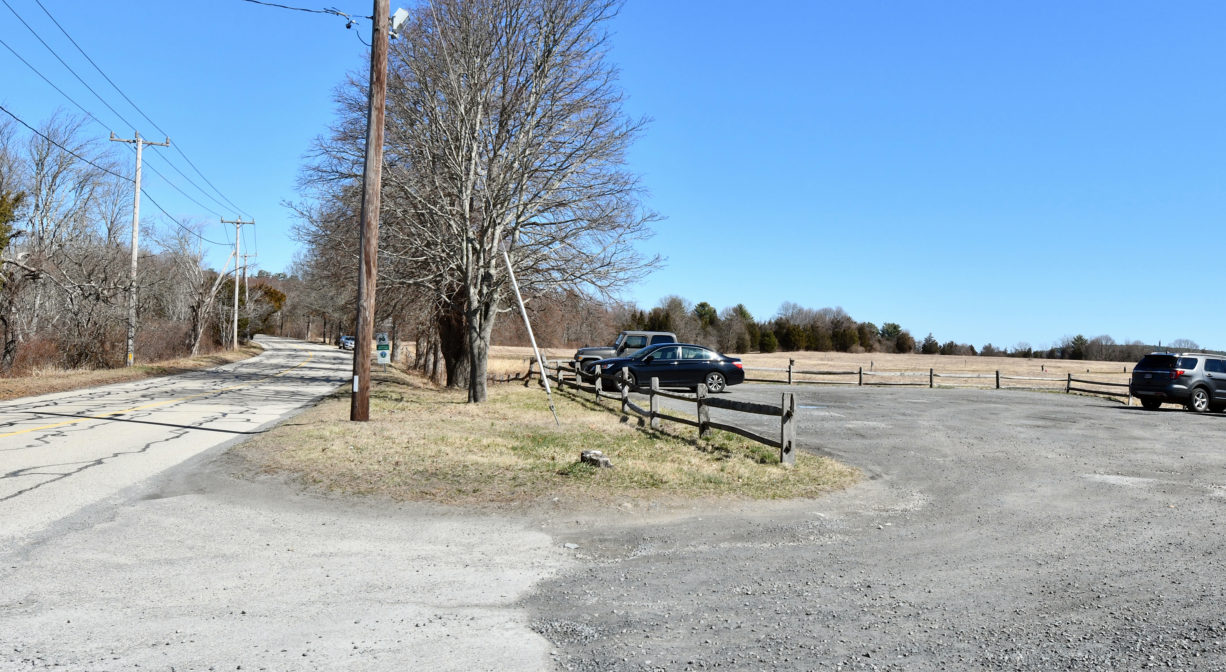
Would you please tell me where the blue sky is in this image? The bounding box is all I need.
[3,1,1224,351]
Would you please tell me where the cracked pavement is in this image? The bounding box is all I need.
[0,335,350,546]
[0,336,572,672]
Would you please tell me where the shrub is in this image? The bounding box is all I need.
[759,331,778,353]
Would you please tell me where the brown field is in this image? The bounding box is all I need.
[484,345,1136,398]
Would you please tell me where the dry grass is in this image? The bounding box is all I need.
[483,346,1134,392]
[235,367,860,508]
[0,345,264,402]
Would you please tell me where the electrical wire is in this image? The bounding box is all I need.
[127,146,226,219]
[239,0,369,22]
[140,191,230,246]
[30,0,253,219]
[0,36,109,129]
[0,0,142,133]
[0,103,129,183]
[1,27,243,236]
[0,104,228,247]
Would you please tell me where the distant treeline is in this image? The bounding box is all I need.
[495,294,1190,363]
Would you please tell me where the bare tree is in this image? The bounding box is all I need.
[371,0,659,401]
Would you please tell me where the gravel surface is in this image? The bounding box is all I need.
[526,386,1226,670]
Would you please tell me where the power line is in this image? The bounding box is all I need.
[239,0,369,23]
[0,36,108,129]
[2,36,243,229]
[0,103,129,182]
[29,0,253,219]
[129,147,226,219]
[141,191,229,246]
[0,104,228,247]
[0,0,142,133]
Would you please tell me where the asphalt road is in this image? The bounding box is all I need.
[0,335,350,546]
[527,384,1226,671]
[0,338,571,672]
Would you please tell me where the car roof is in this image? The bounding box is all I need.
[641,342,716,351]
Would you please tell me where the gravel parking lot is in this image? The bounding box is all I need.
[527,385,1226,670]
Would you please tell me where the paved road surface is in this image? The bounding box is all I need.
[0,336,349,546]
[0,337,570,672]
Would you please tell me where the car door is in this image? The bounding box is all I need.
[1205,358,1226,401]
[640,345,681,386]
[674,345,713,387]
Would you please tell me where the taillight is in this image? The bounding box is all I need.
[733,361,743,369]
[1171,369,1185,379]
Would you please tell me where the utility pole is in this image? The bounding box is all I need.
[110,131,169,367]
[221,218,252,349]
[351,0,391,421]
[241,252,255,341]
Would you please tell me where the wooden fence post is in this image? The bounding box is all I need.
[780,392,796,466]
[1066,373,1072,393]
[620,368,630,414]
[696,383,710,438]
[995,370,1000,389]
[858,366,863,386]
[788,359,795,385]
[650,377,660,430]
[929,368,934,388]
[594,364,603,400]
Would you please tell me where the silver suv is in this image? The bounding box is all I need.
[1130,352,1226,412]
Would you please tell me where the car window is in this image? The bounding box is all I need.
[1136,354,1177,370]
[651,346,680,360]
[682,346,712,360]
[1178,357,1199,369]
[1207,359,1226,374]
[650,335,672,345]
[623,335,647,349]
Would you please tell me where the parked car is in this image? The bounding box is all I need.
[339,335,355,351]
[574,330,677,372]
[588,342,744,393]
[1129,352,1226,412]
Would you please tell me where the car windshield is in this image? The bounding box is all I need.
[629,345,664,361]
[1135,354,1177,370]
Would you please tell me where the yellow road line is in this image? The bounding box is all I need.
[0,348,316,439]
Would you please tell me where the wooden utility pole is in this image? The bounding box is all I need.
[110,131,169,367]
[241,252,255,341]
[221,218,253,349]
[351,0,390,421]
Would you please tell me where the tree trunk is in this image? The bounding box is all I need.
[390,318,400,364]
[437,305,468,388]
[466,290,497,403]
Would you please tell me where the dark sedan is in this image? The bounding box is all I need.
[587,342,744,393]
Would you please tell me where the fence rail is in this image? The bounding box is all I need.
[1066,373,1133,399]
[738,359,1133,401]
[544,361,797,465]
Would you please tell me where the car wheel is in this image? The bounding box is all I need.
[624,371,637,390]
[1140,398,1162,411]
[704,371,726,393]
[1187,387,1211,413]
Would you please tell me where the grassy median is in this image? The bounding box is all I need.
[235,368,859,507]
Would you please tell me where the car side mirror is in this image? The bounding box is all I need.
[644,355,654,364]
